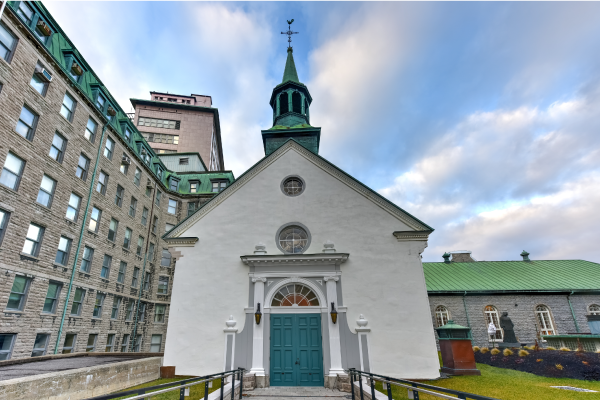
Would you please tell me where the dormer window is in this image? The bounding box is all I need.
[156,166,163,181]
[124,128,131,142]
[96,93,105,111]
[17,2,34,25]
[211,180,228,193]
[189,181,199,193]
[169,177,179,192]
[63,51,85,83]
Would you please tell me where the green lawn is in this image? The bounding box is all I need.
[111,376,224,400]
[374,354,600,400]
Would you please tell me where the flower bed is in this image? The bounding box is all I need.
[474,349,600,380]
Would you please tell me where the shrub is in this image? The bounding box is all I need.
[518,350,529,357]
[480,347,490,354]
[490,348,501,355]
[472,346,480,353]
[556,363,564,370]
[559,347,571,352]
[503,348,514,356]
[546,346,556,350]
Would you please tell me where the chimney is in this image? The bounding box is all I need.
[450,251,476,263]
[520,250,530,262]
[442,252,451,264]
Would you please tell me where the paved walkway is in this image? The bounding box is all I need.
[245,387,351,399]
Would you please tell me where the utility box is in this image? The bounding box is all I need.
[436,320,480,376]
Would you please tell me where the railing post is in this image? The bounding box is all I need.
[411,383,419,400]
[231,372,235,400]
[220,374,225,400]
[358,371,364,400]
[239,368,244,399]
[458,395,467,400]
[179,380,185,400]
[385,376,392,400]
[370,374,376,400]
[204,379,209,400]
[350,369,355,400]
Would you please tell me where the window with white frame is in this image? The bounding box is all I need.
[101,255,112,279]
[536,305,556,336]
[117,261,127,284]
[6,275,30,311]
[55,236,72,266]
[111,296,121,319]
[105,334,115,352]
[154,304,166,323]
[49,132,66,163]
[104,137,115,160]
[76,154,90,181]
[0,334,15,360]
[150,334,162,352]
[158,276,169,294]
[271,284,319,307]
[0,22,18,63]
[70,287,85,316]
[60,92,76,121]
[86,334,97,352]
[1,152,26,190]
[211,181,227,193]
[62,334,76,354]
[435,305,450,328]
[31,334,50,357]
[89,207,101,232]
[22,223,44,256]
[138,117,180,130]
[484,305,503,340]
[93,293,105,318]
[96,171,108,195]
[80,246,94,273]
[121,334,130,352]
[84,117,97,142]
[16,105,38,140]
[589,304,600,315]
[168,199,177,214]
[42,282,61,314]
[36,174,56,208]
[189,181,199,193]
[66,193,81,221]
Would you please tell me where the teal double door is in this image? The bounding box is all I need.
[270,313,324,386]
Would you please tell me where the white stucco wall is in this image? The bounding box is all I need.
[164,145,440,379]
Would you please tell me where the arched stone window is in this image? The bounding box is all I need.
[271,284,319,307]
[536,305,556,335]
[589,304,600,315]
[484,305,503,340]
[292,92,302,114]
[435,306,450,327]
[279,92,289,115]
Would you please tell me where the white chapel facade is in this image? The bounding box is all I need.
[163,45,440,386]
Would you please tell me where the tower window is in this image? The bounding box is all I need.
[279,93,289,115]
[292,92,301,114]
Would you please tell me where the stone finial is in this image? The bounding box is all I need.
[357,314,368,327]
[520,250,530,262]
[322,240,336,253]
[254,243,267,255]
[226,315,236,328]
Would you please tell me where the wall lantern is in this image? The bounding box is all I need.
[330,302,338,324]
[255,303,262,325]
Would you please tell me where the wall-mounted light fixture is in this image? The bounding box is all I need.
[330,302,338,324]
[255,303,262,325]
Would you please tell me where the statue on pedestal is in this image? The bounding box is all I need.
[499,312,520,347]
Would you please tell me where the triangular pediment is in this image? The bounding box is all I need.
[165,139,432,239]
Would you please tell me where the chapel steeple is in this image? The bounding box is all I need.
[261,20,321,156]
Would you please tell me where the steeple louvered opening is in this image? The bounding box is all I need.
[292,92,302,114]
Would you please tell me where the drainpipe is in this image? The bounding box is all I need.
[462,291,471,328]
[130,179,157,351]
[54,123,109,353]
[0,1,8,22]
[567,291,580,333]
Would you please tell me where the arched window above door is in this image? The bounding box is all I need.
[435,305,450,327]
[271,284,320,307]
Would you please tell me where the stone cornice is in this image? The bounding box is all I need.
[240,253,349,267]
[163,237,199,247]
[393,230,433,242]
[167,140,431,239]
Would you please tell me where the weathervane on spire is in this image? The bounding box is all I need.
[281,19,298,49]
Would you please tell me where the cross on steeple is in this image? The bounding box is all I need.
[281,19,298,49]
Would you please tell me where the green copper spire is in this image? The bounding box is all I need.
[282,47,300,84]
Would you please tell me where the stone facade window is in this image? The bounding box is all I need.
[84,118,97,143]
[16,105,38,141]
[60,92,76,121]
[160,250,171,267]
[104,137,115,160]
[271,284,319,307]
[31,334,50,357]
[536,305,556,336]
[76,154,89,181]
[111,297,121,319]
[105,334,115,352]
[117,262,127,284]
[165,223,174,232]
[134,168,142,186]
[108,219,118,242]
[187,202,196,216]
[484,305,503,340]
[150,334,162,352]
[123,229,132,249]
[136,236,144,257]
[435,305,450,327]
[66,193,82,221]
[22,223,44,256]
[158,276,169,294]
[36,175,56,208]
[43,282,62,313]
[0,335,15,360]
[93,293,105,318]
[70,288,85,316]
[61,334,76,354]
[152,217,158,235]
[156,191,162,206]
[0,22,18,63]
[114,185,124,207]
[6,276,31,311]
[143,271,151,291]
[101,255,112,279]
[55,236,72,266]
[129,197,137,217]
[0,209,9,245]
[80,247,94,273]
[97,171,108,195]
[121,334,130,352]
[1,152,26,190]
[132,267,140,287]
[86,334,97,352]
[141,207,148,226]
[125,301,134,321]
[154,305,166,323]
[89,207,102,232]
[49,132,66,163]
[168,199,177,214]
[30,63,50,96]
[133,334,142,352]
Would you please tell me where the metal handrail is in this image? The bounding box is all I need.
[348,368,499,400]
[86,368,245,400]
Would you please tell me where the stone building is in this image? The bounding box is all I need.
[424,251,600,348]
[131,91,224,171]
[0,1,233,360]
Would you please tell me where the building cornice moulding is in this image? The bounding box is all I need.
[241,253,349,267]
[393,230,433,242]
[163,237,199,247]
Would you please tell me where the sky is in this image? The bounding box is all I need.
[44,2,600,263]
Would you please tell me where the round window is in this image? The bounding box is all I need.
[281,176,305,196]
[277,224,310,254]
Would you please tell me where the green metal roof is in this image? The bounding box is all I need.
[423,260,600,293]
[282,47,300,84]
[7,2,229,195]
